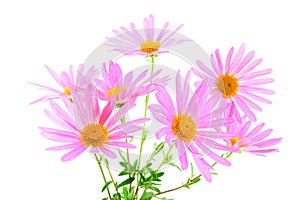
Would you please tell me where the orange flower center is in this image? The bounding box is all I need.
[80,124,109,147]
[230,136,248,148]
[216,74,239,98]
[107,86,123,99]
[172,114,197,142]
[140,40,161,54]
[230,136,241,146]
[63,87,71,95]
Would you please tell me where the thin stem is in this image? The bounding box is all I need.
[155,152,233,196]
[120,116,132,192]
[104,158,118,192]
[135,54,155,198]
[95,154,112,200]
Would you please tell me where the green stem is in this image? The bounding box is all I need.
[135,54,155,198]
[95,154,112,200]
[121,116,133,192]
[104,158,118,192]
[155,152,233,196]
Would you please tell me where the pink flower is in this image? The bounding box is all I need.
[40,87,148,161]
[29,65,99,104]
[96,61,169,107]
[225,115,281,156]
[107,14,186,56]
[194,44,274,121]
[149,70,237,182]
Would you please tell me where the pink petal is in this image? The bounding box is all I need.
[156,127,172,139]
[61,146,86,161]
[106,141,135,149]
[99,146,117,158]
[176,140,188,170]
[234,95,257,121]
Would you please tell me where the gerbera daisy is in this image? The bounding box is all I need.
[96,61,169,107]
[40,86,148,161]
[225,114,281,156]
[106,14,186,56]
[149,70,238,182]
[193,44,274,121]
[29,65,99,104]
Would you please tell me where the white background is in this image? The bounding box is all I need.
[0,0,299,199]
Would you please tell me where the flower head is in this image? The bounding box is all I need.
[107,15,186,56]
[149,71,237,182]
[194,44,274,121]
[40,87,148,161]
[96,61,169,107]
[29,65,98,104]
[225,115,281,156]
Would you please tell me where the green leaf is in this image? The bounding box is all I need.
[101,181,113,192]
[147,167,156,178]
[118,170,128,176]
[190,162,194,178]
[140,191,155,200]
[118,177,135,188]
[149,185,161,193]
[211,172,218,175]
[168,162,182,171]
[119,162,128,168]
[112,193,121,200]
[157,172,164,178]
[155,142,165,153]
[122,187,128,198]
[132,159,138,172]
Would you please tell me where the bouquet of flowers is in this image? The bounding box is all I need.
[30,15,281,200]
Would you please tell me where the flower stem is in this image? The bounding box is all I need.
[121,116,133,192]
[104,158,118,192]
[136,54,156,198]
[155,152,233,197]
[95,154,112,200]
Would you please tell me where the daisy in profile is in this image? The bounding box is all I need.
[40,87,148,161]
[149,71,237,182]
[96,61,169,107]
[225,115,281,156]
[107,14,186,56]
[194,44,274,121]
[29,65,98,104]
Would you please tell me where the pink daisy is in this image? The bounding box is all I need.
[194,44,274,122]
[29,65,98,104]
[149,70,238,182]
[96,61,169,107]
[40,87,148,161]
[107,14,186,56]
[225,114,281,156]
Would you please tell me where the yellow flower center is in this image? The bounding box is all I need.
[230,136,241,146]
[230,136,248,148]
[63,87,71,95]
[140,40,161,54]
[216,74,239,98]
[80,124,109,147]
[172,114,197,142]
[107,86,123,100]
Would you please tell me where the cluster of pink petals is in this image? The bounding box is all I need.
[224,102,281,155]
[149,71,239,182]
[107,15,186,56]
[29,65,99,104]
[96,61,169,106]
[31,14,281,185]
[40,89,148,161]
[194,44,274,122]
